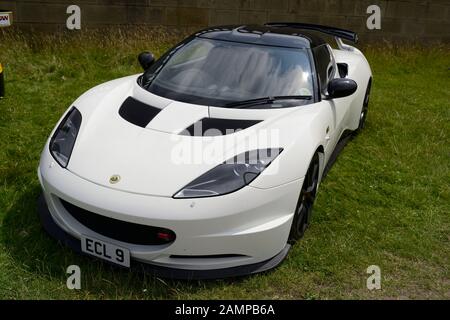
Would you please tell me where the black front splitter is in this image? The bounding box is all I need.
[37,194,291,280]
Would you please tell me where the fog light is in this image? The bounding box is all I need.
[157,232,175,242]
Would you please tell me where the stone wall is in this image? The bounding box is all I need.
[1,0,449,42]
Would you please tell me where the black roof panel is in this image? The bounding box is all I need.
[195,25,327,49]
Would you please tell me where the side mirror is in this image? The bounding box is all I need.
[327,78,357,99]
[138,52,155,71]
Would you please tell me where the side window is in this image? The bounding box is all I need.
[313,45,335,95]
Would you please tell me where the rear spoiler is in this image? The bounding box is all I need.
[264,22,358,44]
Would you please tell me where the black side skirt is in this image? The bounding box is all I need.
[322,130,354,179]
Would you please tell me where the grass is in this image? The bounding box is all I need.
[0,28,449,299]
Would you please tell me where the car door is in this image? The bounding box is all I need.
[313,44,349,161]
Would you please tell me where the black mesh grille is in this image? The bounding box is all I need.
[60,199,176,245]
[181,118,261,136]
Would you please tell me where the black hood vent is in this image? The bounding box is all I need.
[119,97,161,128]
[181,118,261,136]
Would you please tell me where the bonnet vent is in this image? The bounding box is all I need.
[119,97,161,128]
[181,118,261,136]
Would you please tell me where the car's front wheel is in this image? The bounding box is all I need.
[288,152,320,243]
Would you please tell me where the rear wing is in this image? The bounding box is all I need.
[264,22,358,44]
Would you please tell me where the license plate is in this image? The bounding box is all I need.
[81,235,130,268]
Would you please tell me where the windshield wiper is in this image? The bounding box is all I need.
[222,95,312,109]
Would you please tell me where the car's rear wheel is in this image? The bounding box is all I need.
[357,80,372,132]
[288,152,320,243]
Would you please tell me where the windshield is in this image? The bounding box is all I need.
[142,38,314,107]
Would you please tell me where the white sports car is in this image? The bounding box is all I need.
[38,23,372,279]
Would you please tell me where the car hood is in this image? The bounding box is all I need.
[66,75,314,196]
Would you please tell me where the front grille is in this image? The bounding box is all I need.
[60,199,176,246]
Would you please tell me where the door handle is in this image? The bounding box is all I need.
[325,126,331,141]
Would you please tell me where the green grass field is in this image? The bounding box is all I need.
[0,29,449,299]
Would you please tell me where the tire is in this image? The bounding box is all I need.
[356,80,372,133]
[288,152,320,243]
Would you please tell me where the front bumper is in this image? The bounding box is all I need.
[38,194,290,280]
[38,149,302,278]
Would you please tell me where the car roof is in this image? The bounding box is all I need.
[195,25,327,49]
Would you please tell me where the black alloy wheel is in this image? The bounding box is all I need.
[289,152,320,243]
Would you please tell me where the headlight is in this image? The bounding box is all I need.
[49,107,82,168]
[174,148,283,198]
